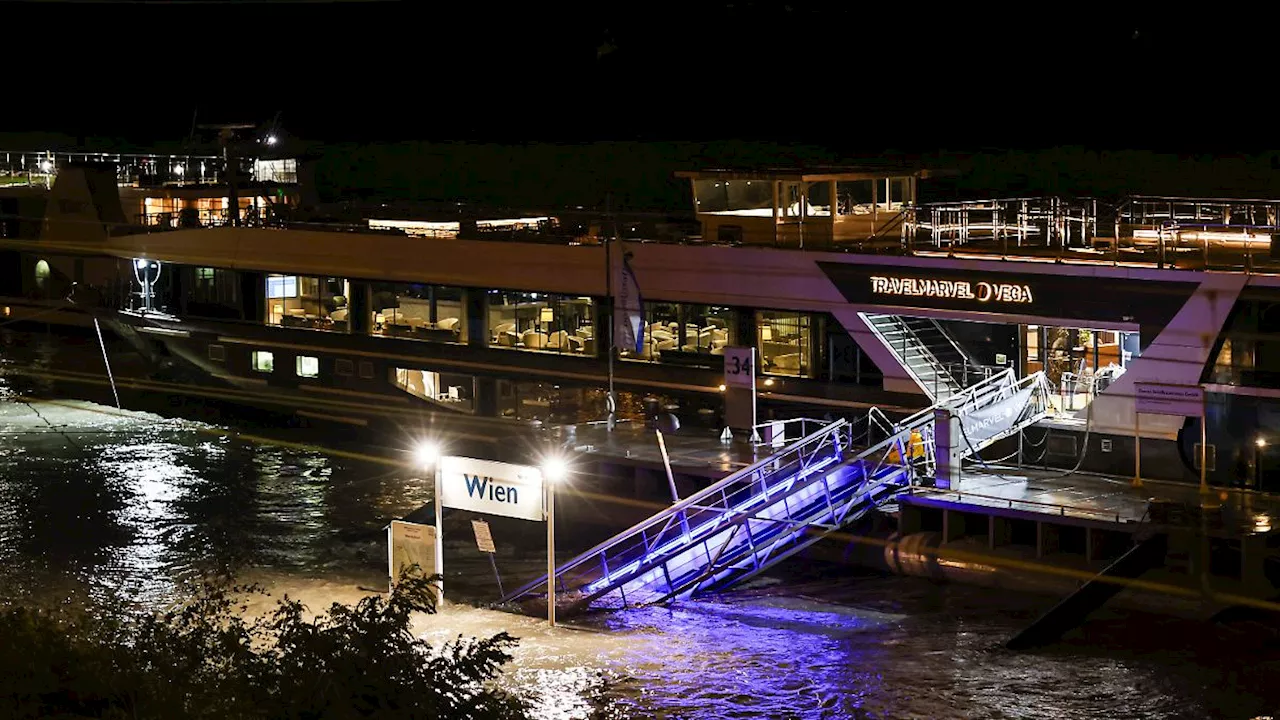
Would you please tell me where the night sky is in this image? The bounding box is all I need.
[7,1,1275,153]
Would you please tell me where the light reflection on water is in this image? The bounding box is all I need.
[1,330,1280,719]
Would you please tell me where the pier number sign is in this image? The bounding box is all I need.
[439,456,545,522]
[723,347,756,389]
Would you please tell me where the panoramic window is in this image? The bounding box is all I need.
[251,351,274,373]
[187,266,240,313]
[295,355,319,378]
[622,301,735,363]
[693,179,774,216]
[371,283,467,343]
[391,367,475,413]
[265,274,350,331]
[488,290,593,355]
[757,310,812,377]
[836,180,876,217]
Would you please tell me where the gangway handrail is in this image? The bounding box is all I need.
[749,417,829,444]
[499,417,850,604]
[500,368,1055,611]
[894,367,1018,429]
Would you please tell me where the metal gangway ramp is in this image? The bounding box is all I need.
[501,369,1053,615]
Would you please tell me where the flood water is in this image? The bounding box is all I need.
[2,326,1279,719]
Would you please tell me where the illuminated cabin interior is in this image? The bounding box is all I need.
[677,168,922,249]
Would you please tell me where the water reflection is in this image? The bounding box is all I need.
[2,328,1280,718]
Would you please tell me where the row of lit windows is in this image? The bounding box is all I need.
[207,343,374,380]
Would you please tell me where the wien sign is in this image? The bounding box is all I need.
[439,456,545,521]
[870,275,1034,304]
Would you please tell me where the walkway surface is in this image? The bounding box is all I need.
[552,420,1280,535]
[906,465,1280,535]
[554,420,767,476]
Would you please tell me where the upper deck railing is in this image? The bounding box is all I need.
[0,150,295,189]
[148,194,1280,272]
[18,182,1280,275]
[906,194,1280,273]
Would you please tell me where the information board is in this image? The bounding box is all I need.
[388,520,436,585]
[472,519,496,553]
[1135,382,1204,417]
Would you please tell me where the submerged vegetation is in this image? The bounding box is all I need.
[0,572,530,719]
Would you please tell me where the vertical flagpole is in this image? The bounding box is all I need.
[606,223,616,431]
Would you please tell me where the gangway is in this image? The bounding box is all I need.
[501,369,1054,615]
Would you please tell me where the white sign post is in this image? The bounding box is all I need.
[1133,382,1208,492]
[437,456,556,624]
[723,346,758,442]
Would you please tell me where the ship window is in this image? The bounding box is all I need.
[391,367,475,413]
[267,275,297,298]
[208,344,225,362]
[251,351,274,373]
[757,310,812,377]
[358,360,374,379]
[335,358,354,377]
[196,267,215,284]
[296,355,319,378]
[371,282,467,344]
[622,302,736,363]
[692,179,773,216]
[804,182,833,217]
[488,290,592,355]
[34,259,50,291]
[265,274,349,331]
[836,180,876,217]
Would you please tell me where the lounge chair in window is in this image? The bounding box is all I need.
[498,331,520,347]
[521,330,548,348]
[772,353,803,372]
[437,317,460,331]
[545,330,570,350]
[492,322,516,341]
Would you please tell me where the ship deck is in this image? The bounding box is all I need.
[559,420,1279,535]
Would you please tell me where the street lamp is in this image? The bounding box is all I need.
[541,454,570,627]
[416,440,444,602]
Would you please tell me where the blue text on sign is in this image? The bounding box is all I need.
[465,474,519,504]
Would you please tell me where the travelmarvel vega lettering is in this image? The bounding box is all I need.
[870,276,1034,304]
